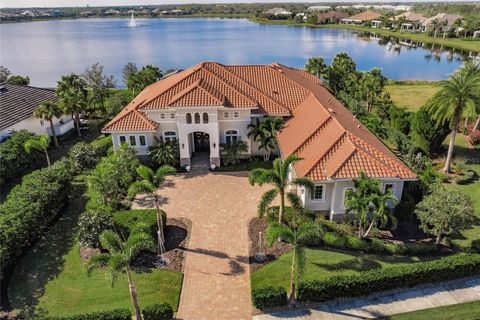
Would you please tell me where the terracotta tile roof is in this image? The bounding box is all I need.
[103,61,415,180]
[345,11,382,21]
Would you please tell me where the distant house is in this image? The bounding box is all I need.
[315,11,348,24]
[420,13,464,33]
[264,7,292,17]
[0,84,74,139]
[341,11,382,25]
[104,9,120,15]
[474,30,480,39]
[307,6,331,12]
[79,11,95,17]
[394,12,427,32]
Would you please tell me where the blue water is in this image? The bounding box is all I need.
[0,17,465,87]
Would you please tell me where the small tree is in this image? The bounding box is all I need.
[57,73,88,137]
[415,186,475,244]
[128,165,176,256]
[87,227,155,320]
[33,100,63,148]
[266,221,321,305]
[24,134,52,166]
[249,154,314,224]
[220,139,248,166]
[149,138,179,167]
[247,116,283,161]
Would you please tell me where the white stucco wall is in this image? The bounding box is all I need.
[111,131,156,156]
[0,114,73,139]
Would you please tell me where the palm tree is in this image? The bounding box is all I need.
[249,154,314,224]
[220,139,248,165]
[426,61,480,173]
[364,189,398,238]
[128,165,176,256]
[247,117,283,161]
[87,227,155,320]
[305,57,327,79]
[149,138,179,167]
[24,134,52,166]
[56,73,88,137]
[33,100,62,148]
[266,221,321,305]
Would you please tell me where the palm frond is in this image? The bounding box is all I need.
[294,245,306,282]
[297,222,323,246]
[86,253,110,275]
[127,180,154,200]
[266,222,294,246]
[249,168,268,186]
[100,230,124,254]
[125,232,156,261]
[286,192,303,212]
[155,165,176,180]
[258,188,278,217]
[136,165,155,182]
[107,254,127,287]
[292,177,315,194]
[282,154,302,179]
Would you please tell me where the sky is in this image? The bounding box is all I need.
[0,0,472,9]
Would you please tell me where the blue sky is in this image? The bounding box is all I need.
[1,0,470,9]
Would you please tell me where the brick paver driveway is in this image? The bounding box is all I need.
[134,171,273,320]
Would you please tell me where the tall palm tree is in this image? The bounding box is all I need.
[266,221,321,305]
[56,73,88,137]
[87,227,155,320]
[426,61,480,173]
[33,100,62,148]
[305,57,327,79]
[128,165,176,255]
[249,154,314,224]
[24,134,52,166]
[364,189,398,238]
[247,117,283,161]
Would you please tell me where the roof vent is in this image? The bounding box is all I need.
[273,90,279,95]
[327,107,334,113]
[357,124,362,128]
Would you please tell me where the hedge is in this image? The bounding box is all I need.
[113,209,167,239]
[252,286,287,310]
[0,130,39,183]
[41,308,131,320]
[298,253,480,302]
[142,303,174,320]
[0,158,74,277]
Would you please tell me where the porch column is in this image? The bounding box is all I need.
[177,117,191,167]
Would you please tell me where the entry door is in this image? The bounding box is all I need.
[194,132,210,152]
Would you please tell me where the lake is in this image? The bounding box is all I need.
[0,17,468,87]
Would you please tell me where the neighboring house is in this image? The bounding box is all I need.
[307,6,331,12]
[420,13,464,33]
[394,12,427,32]
[474,30,480,39]
[103,62,416,220]
[0,83,74,139]
[341,11,382,25]
[315,11,348,24]
[263,7,292,17]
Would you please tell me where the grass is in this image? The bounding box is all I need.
[251,247,437,292]
[378,299,480,320]
[249,18,480,53]
[385,81,440,111]
[8,178,182,318]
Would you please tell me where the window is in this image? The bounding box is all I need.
[384,183,395,194]
[139,135,146,146]
[119,136,126,144]
[164,131,177,141]
[160,113,166,119]
[170,113,175,119]
[129,136,136,146]
[224,112,229,118]
[203,112,209,124]
[311,185,325,201]
[194,113,200,124]
[233,111,239,118]
[225,130,239,144]
[186,113,192,124]
[342,187,354,209]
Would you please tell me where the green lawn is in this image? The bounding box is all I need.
[8,181,182,318]
[378,300,480,320]
[385,81,440,111]
[251,248,437,291]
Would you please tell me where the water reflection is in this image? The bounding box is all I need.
[0,18,473,86]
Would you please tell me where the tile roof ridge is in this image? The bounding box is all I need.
[133,108,157,128]
[294,115,333,154]
[168,78,226,106]
[328,147,358,179]
[206,62,291,114]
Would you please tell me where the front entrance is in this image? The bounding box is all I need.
[194,132,210,152]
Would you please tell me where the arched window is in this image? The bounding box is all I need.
[186,113,192,124]
[163,131,177,142]
[202,112,209,124]
[194,113,201,124]
[225,130,239,144]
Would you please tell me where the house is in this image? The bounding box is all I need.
[341,11,382,25]
[79,11,95,17]
[0,84,74,140]
[263,7,292,17]
[420,13,464,33]
[474,30,480,39]
[307,6,331,12]
[103,62,416,220]
[315,11,348,24]
[394,12,427,32]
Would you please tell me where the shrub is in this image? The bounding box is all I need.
[298,253,480,303]
[316,216,355,235]
[142,303,174,320]
[0,159,74,277]
[68,142,105,172]
[454,169,477,185]
[90,134,113,153]
[78,208,115,248]
[113,209,166,239]
[468,131,480,146]
[267,206,315,228]
[252,286,287,309]
[411,108,449,155]
[322,232,346,248]
[42,308,131,320]
[0,130,39,183]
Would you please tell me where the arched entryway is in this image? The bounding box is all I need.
[193,132,210,152]
[189,131,211,168]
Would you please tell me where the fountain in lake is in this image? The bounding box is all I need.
[128,13,139,27]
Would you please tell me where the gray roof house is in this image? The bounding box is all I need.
[421,13,464,32]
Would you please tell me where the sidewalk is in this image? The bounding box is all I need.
[253,276,480,319]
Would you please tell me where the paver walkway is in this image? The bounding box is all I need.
[134,171,273,320]
[253,276,480,319]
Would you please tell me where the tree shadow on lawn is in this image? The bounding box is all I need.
[312,256,382,273]
[7,183,86,317]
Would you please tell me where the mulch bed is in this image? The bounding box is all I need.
[132,218,191,272]
[249,217,292,272]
